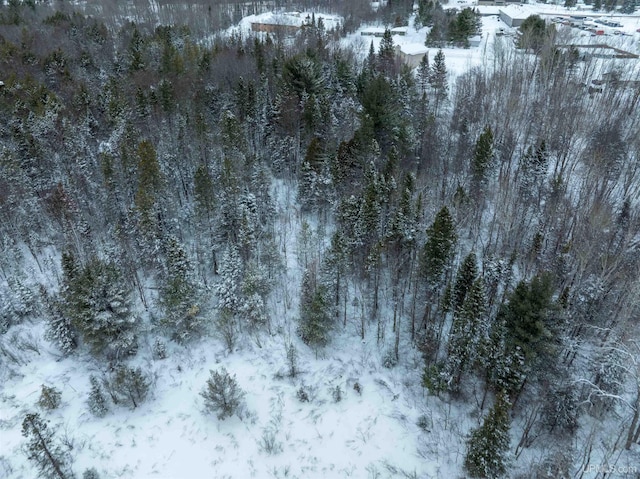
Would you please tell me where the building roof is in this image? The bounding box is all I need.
[498,5,537,20]
[399,44,429,55]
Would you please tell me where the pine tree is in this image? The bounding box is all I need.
[298,265,332,353]
[452,252,478,312]
[445,278,488,389]
[160,237,202,342]
[201,368,245,420]
[416,53,430,95]
[429,49,448,110]
[41,286,77,355]
[298,138,332,213]
[134,140,163,237]
[216,244,243,317]
[87,375,109,418]
[620,0,636,13]
[38,385,62,411]
[240,264,271,330]
[109,366,150,409]
[61,256,136,358]
[22,413,74,479]
[464,393,511,478]
[378,28,396,76]
[193,164,215,221]
[471,126,494,187]
[519,140,548,204]
[237,193,259,262]
[501,273,556,371]
[421,206,457,288]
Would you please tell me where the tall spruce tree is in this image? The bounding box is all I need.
[421,206,457,288]
[160,237,202,342]
[22,413,74,479]
[471,126,494,187]
[452,252,478,312]
[500,273,557,372]
[298,265,332,353]
[445,277,488,389]
[61,255,136,358]
[464,393,511,478]
[429,49,448,111]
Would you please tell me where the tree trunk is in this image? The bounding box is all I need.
[27,416,68,479]
[625,385,640,450]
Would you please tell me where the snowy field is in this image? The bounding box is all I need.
[1,180,461,479]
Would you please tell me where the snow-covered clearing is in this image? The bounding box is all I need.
[1,180,456,479]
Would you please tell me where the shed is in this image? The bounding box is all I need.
[498,5,536,28]
[395,44,429,68]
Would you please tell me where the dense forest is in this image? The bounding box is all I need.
[0,0,639,478]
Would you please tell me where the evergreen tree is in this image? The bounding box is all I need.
[429,49,448,110]
[298,138,332,213]
[593,0,602,10]
[378,28,396,76]
[38,385,62,411]
[193,164,215,221]
[134,140,163,237]
[160,237,203,342]
[500,273,557,371]
[452,252,478,312]
[240,263,271,330]
[420,206,457,288]
[519,140,549,203]
[87,376,109,418]
[517,15,549,52]
[201,368,245,420]
[41,286,77,355]
[22,413,74,479]
[298,265,332,353]
[416,53,430,95]
[445,278,488,389]
[620,0,636,13]
[471,126,494,187]
[61,255,136,358]
[108,366,150,409]
[216,244,243,317]
[464,393,511,478]
[237,193,259,262]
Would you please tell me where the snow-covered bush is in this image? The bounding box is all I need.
[87,376,109,417]
[332,385,342,403]
[382,349,398,369]
[201,368,245,420]
[296,387,309,403]
[258,428,283,455]
[152,337,167,360]
[107,366,151,409]
[83,467,100,479]
[38,385,62,411]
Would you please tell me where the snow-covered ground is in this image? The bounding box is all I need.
[0,180,462,479]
